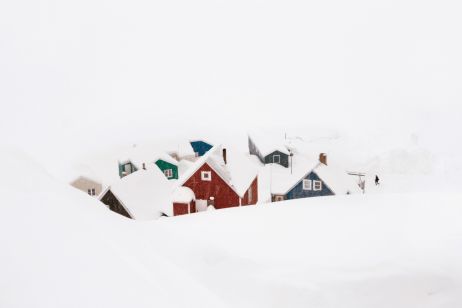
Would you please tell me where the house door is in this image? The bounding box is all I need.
[196,200,208,212]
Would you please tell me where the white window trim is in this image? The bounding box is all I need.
[124,163,132,173]
[273,154,280,164]
[201,171,212,181]
[313,180,322,191]
[164,169,173,178]
[302,179,312,190]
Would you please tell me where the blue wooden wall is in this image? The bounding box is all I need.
[264,151,289,168]
[190,141,213,157]
[285,171,334,199]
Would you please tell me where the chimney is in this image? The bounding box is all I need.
[319,153,327,165]
[222,148,227,164]
[142,163,146,170]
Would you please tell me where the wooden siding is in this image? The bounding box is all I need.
[100,190,132,218]
[190,141,213,157]
[118,162,137,178]
[284,171,334,200]
[240,177,259,205]
[264,150,289,168]
[248,137,289,168]
[173,200,196,216]
[182,163,257,209]
[155,159,178,180]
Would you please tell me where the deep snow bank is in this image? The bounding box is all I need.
[152,193,462,308]
[0,148,225,308]
[2,148,462,308]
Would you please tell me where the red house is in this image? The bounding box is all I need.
[176,145,258,211]
[172,186,196,216]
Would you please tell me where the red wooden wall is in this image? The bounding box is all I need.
[183,163,258,209]
[173,200,196,216]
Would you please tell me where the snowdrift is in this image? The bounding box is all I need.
[0,149,225,308]
[2,148,462,308]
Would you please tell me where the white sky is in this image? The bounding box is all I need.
[1,0,461,174]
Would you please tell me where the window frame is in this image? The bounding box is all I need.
[273,154,280,164]
[302,179,312,190]
[313,180,322,191]
[164,168,173,178]
[201,171,212,181]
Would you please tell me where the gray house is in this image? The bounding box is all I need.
[248,134,290,168]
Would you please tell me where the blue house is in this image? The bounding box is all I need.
[248,134,290,168]
[270,154,361,202]
[190,140,213,157]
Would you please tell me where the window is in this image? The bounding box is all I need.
[201,171,211,181]
[88,188,96,196]
[302,179,312,190]
[164,169,173,178]
[248,187,253,203]
[273,154,280,164]
[87,189,92,195]
[274,195,284,202]
[313,180,322,191]
[124,163,132,174]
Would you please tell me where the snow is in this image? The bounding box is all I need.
[172,186,195,203]
[177,158,194,177]
[2,148,462,308]
[102,168,173,220]
[0,148,225,308]
[154,192,462,308]
[177,145,258,198]
[263,152,361,197]
[313,161,363,195]
[248,132,290,157]
[119,145,179,168]
[2,0,462,305]
[268,154,320,195]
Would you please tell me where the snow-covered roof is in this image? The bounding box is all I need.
[189,139,213,146]
[103,168,173,220]
[177,145,258,198]
[172,186,195,203]
[270,155,320,195]
[248,132,290,157]
[177,159,194,177]
[270,154,361,195]
[67,163,103,185]
[153,140,196,158]
[70,174,102,186]
[119,147,178,169]
[313,162,363,195]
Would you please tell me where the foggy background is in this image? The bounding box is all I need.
[1,0,461,179]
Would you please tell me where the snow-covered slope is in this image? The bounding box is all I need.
[0,149,225,308]
[154,193,462,308]
[2,148,462,307]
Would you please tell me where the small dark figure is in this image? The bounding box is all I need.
[375,175,380,186]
